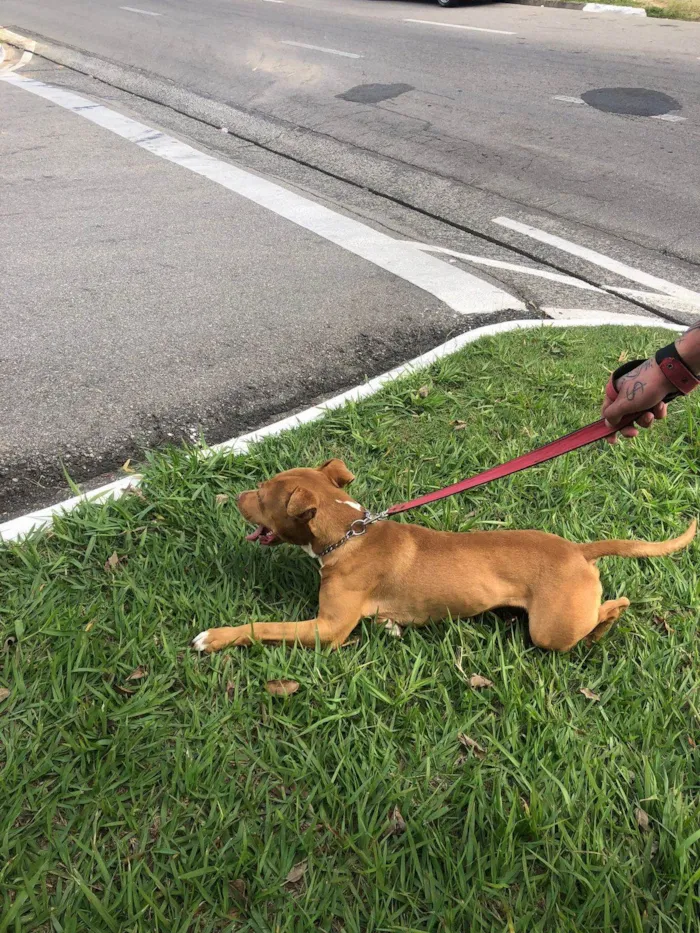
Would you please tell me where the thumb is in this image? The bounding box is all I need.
[602,394,632,427]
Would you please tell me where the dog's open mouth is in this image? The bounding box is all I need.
[246,524,279,546]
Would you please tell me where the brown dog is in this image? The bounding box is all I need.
[192,460,695,653]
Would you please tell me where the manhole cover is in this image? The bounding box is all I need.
[337,83,414,104]
[581,87,680,117]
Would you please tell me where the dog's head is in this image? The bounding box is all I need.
[236,459,359,550]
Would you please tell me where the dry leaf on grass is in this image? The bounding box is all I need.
[452,420,468,431]
[104,552,125,573]
[284,860,308,885]
[121,458,136,474]
[104,552,120,572]
[125,485,146,500]
[84,621,95,633]
[653,615,674,635]
[0,687,10,703]
[580,687,600,702]
[458,734,486,759]
[230,878,247,903]
[126,666,147,681]
[114,685,135,696]
[688,736,697,749]
[341,638,360,649]
[618,350,629,363]
[635,807,650,832]
[3,636,17,652]
[469,674,494,689]
[387,806,407,836]
[215,494,229,506]
[226,680,236,700]
[418,385,430,399]
[265,679,300,697]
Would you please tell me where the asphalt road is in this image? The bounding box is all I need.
[2,0,700,262]
[2,0,700,526]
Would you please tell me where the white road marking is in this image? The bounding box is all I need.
[280,41,362,58]
[120,6,162,15]
[554,96,686,123]
[493,217,700,308]
[406,242,601,292]
[405,19,515,35]
[611,288,700,315]
[543,308,656,323]
[263,1,285,3]
[582,2,646,13]
[1,316,679,543]
[1,72,519,318]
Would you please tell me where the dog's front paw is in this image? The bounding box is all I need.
[192,630,215,653]
[192,627,250,653]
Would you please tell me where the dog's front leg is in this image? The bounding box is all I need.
[192,585,365,653]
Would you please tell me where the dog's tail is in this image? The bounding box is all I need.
[580,519,696,562]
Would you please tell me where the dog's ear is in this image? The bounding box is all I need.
[287,486,318,522]
[318,459,354,488]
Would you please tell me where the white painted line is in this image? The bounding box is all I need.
[405,242,601,292]
[493,217,700,309]
[1,476,138,543]
[0,73,519,318]
[280,40,362,58]
[120,6,162,15]
[610,288,700,315]
[583,2,646,13]
[543,308,655,323]
[404,19,515,36]
[651,114,685,123]
[263,1,285,3]
[1,316,680,544]
[554,97,685,124]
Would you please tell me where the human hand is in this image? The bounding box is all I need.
[601,357,671,444]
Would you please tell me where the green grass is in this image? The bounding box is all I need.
[1,325,700,933]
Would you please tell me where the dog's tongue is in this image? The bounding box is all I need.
[246,525,278,545]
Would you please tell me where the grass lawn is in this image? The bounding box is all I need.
[1,324,699,933]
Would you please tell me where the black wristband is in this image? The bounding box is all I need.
[655,342,692,371]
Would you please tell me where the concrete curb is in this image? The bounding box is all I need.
[503,0,647,14]
[0,315,680,544]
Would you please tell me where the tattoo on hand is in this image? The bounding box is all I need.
[626,380,646,401]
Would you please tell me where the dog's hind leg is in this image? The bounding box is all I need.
[527,562,608,651]
[586,597,630,644]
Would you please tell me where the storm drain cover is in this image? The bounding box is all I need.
[581,87,680,117]
[337,83,414,104]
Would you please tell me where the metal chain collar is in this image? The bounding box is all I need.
[317,509,389,558]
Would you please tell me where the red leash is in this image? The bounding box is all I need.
[386,351,698,518]
[323,349,697,554]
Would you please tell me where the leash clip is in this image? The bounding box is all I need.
[318,509,389,557]
[349,509,389,536]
